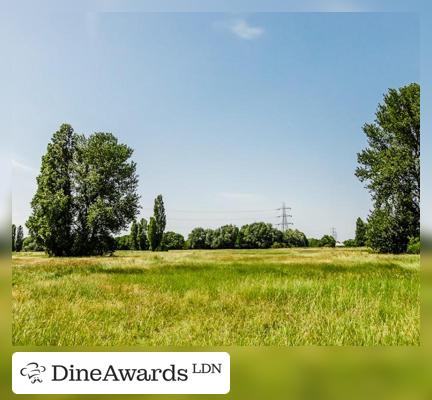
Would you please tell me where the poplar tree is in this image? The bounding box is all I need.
[137,218,148,250]
[12,224,16,252]
[153,195,166,250]
[16,225,24,252]
[130,221,139,250]
[147,217,158,251]
[355,217,367,246]
[27,124,76,256]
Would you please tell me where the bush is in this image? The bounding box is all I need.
[271,242,284,249]
[407,236,420,254]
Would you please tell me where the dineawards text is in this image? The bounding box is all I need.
[52,364,189,382]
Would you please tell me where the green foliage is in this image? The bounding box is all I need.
[27,124,139,256]
[187,227,207,249]
[308,238,320,248]
[343,239,357,247]
[283,229,308,247]
[211,225,239,249]
[238,222,276,249]
[22,236,45,251]
[72,132,140,255]
[162,231,185,250]
[355,217,367,246]
[356,83,420,253]
[137,218,148,250]
[188,223,307,250]
[15,226,24,252]
[151,195,166,251]
[12,224,16,252]
[407,237,420,254]
[27,124,76,256]
[147,217,158,251]
[204,229,215,249]
[319,235,336,247]
[115,235,131,250]
[130,221,139,250]
[366,208,406,254]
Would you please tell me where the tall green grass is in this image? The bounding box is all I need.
[12,248,419,346]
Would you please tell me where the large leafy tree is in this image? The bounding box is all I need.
[187,227,206,249]
[283,229,308,247]
[356,83,420,253]
[73,132,140,255]
[162,231,185,250]
[238,222,276,249]
[319,235,336,248]
[211,225,239,249]
[238,222,281,249]
[27,125,139,256]
[27,124,76,256]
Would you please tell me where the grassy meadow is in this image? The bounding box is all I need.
[12,248,419,346]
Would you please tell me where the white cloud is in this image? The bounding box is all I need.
[230,19,264,40]
[12,159,37,175]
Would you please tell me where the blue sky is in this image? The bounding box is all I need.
[8,11,419,240]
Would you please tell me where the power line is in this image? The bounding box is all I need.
[331,227,337,241]
[276,202,293,232]
[140,207,278,214]
[168,216,279,221]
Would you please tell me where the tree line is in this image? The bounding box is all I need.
[15,83,419,256]
[115,220,337,251]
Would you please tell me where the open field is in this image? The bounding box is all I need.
[12,248,419,346]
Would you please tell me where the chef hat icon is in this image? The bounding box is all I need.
[20,362,46,383]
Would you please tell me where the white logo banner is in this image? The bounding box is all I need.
[13,352,230,394]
